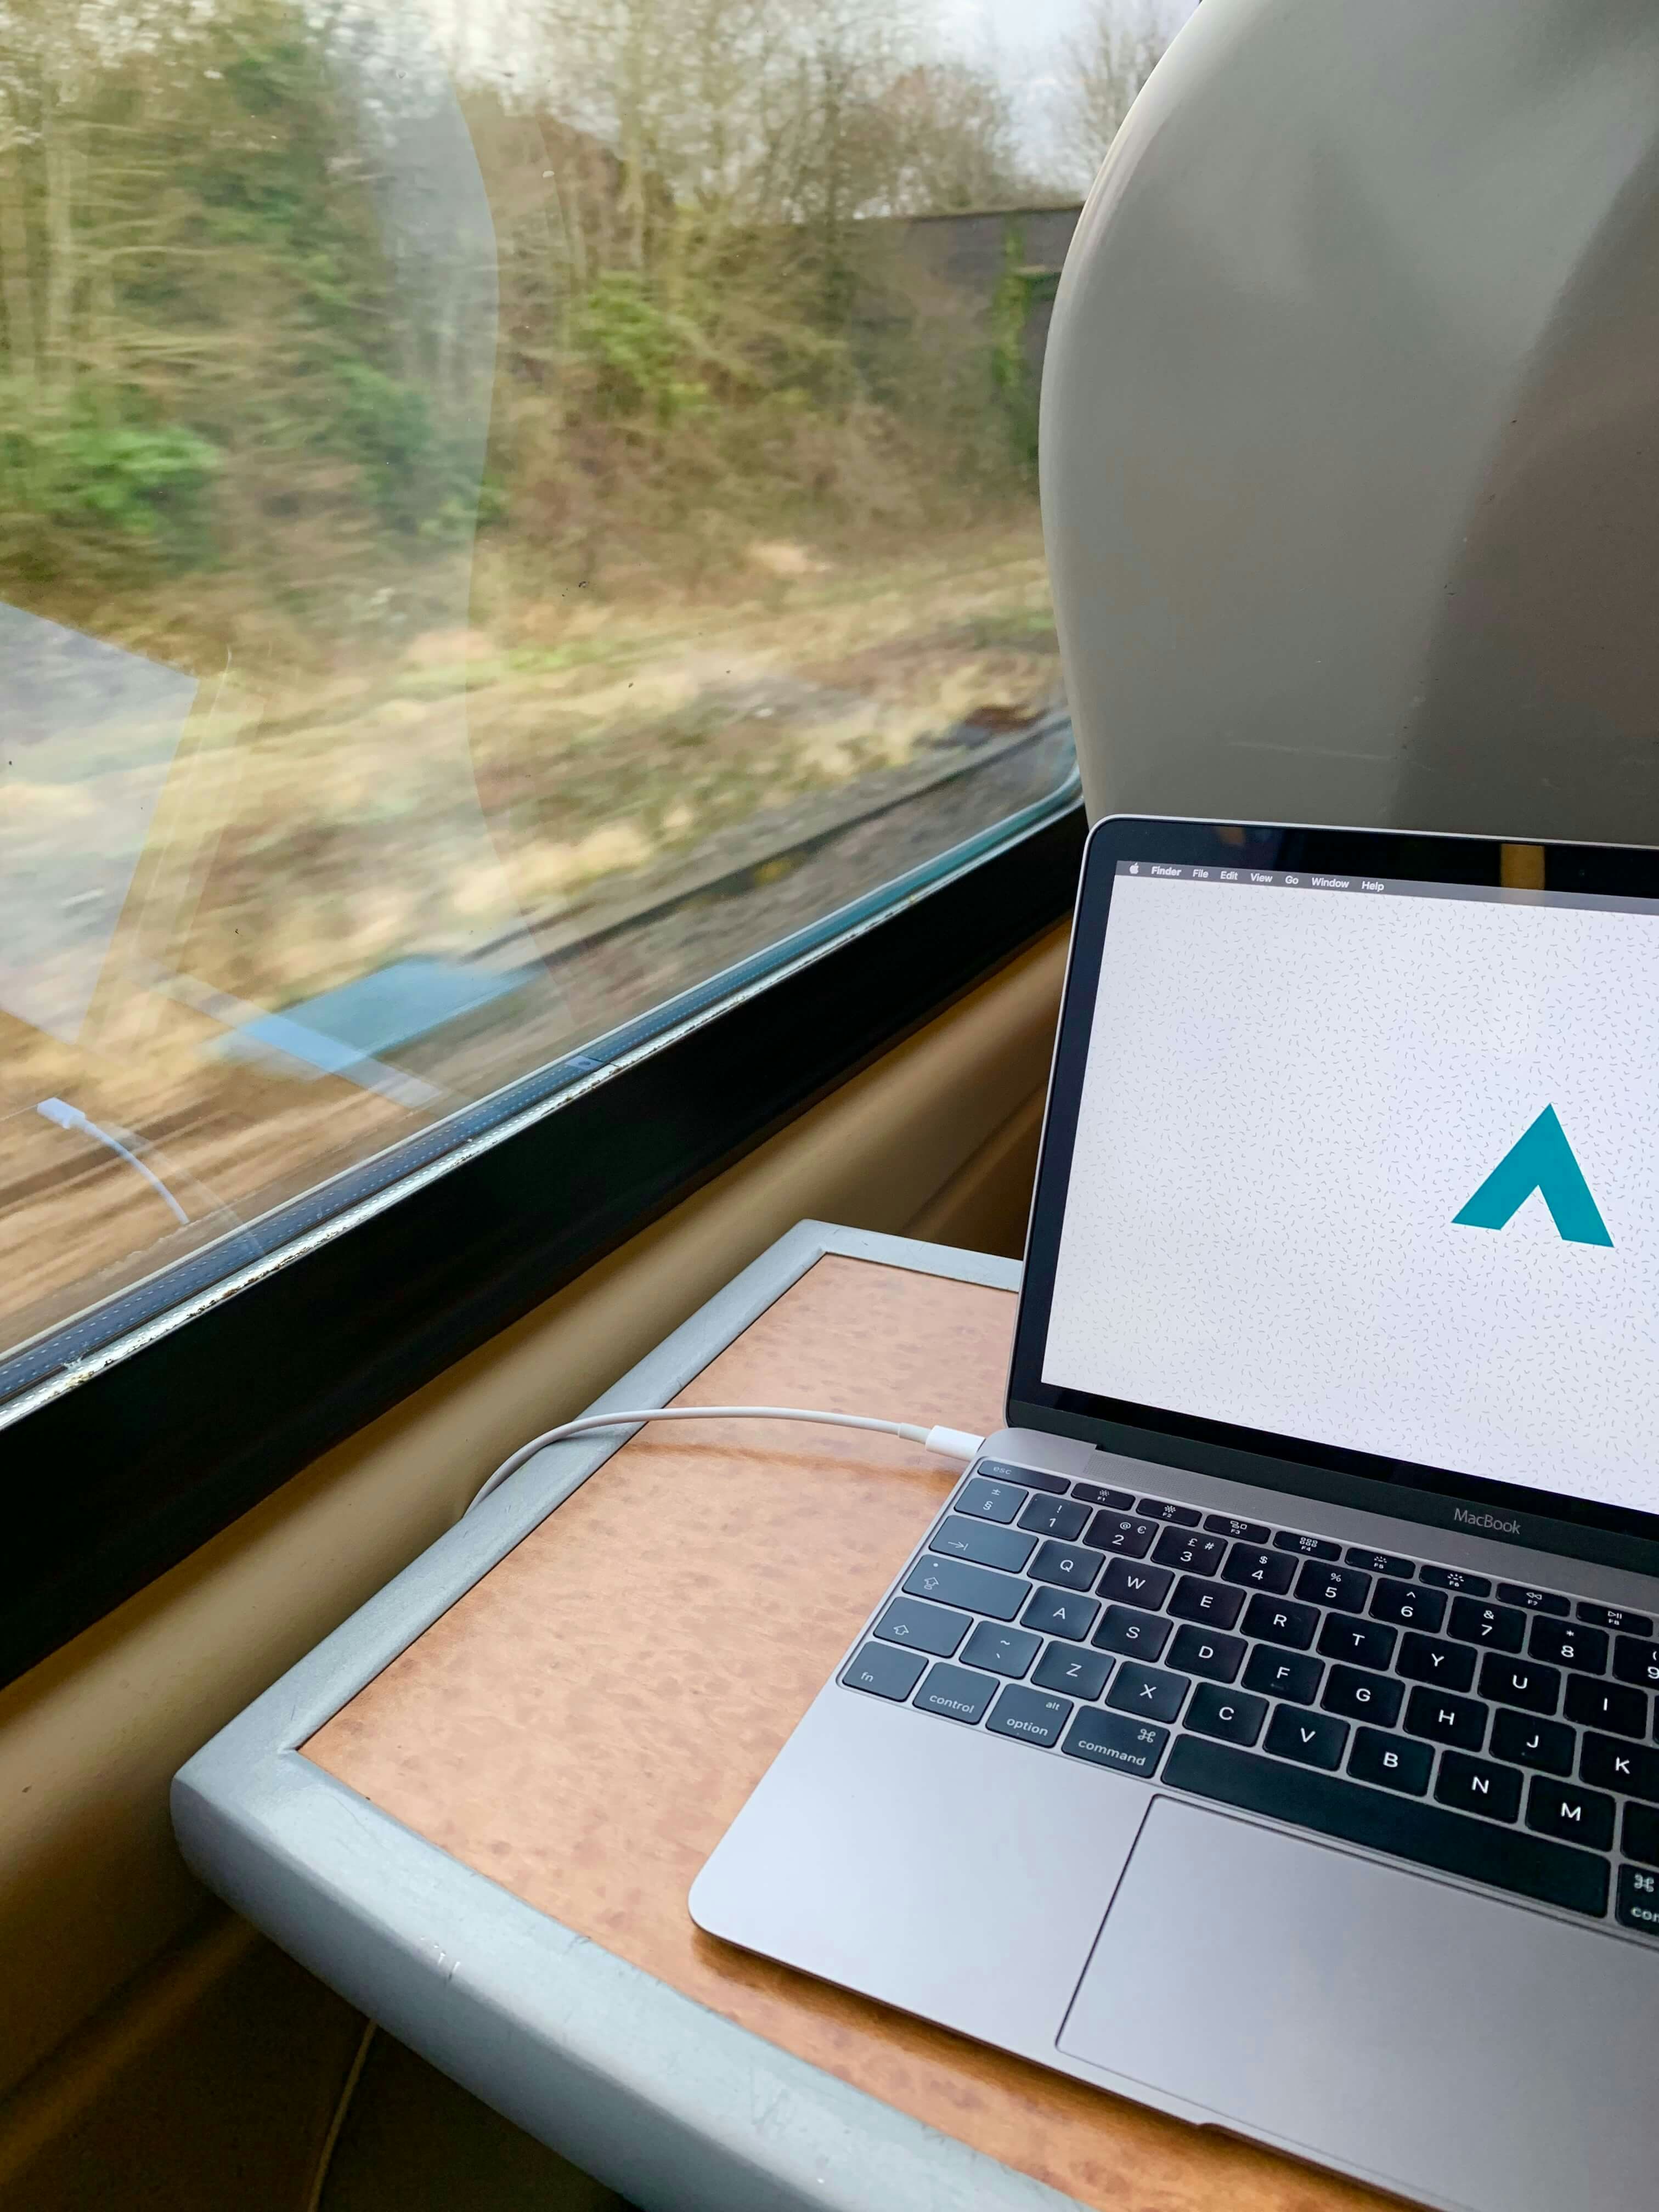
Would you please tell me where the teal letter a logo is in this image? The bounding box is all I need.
[1454,1106,1612,1247]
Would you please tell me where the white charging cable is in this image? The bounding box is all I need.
[466,1406,986,1514]
[37,1096,190,1225]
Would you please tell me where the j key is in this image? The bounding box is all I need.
[913,1662,998,1724]
[1564,1677,1647,1739]
[1316,1613,1397,1671]
[1087,1513,1159,1558]
[1397,1633,1477,1692]
[1153,1527,1228,1575]
[1321,1664,1404,1728]
[1527,1617,1609,1673]
[1166,1737,1609,1916]
[1478,1654,1561,1715]
[1241,1594,1320,1650]
[1243,1646,1323,1704]
[961,1621,1041,1678]
[1403,1685,1488,1752]
[1105,1660,1191,1724]
[1032,1641,1111,1700]
[1623,1803,1659,1868]
[1434,1752,1521,1824]
[841,1641,926,1702]
[980,1460,1066,1494]
[1497,1582,1570,1616]
[1017,1494,1090,1541]
[1613,1637,1659,1688]
[874,1596,969,1657]
[985,1683,1073,1748]
[1490,1709,1575,1775]
[1346,1547,1417,1579]
[901,1555,1026,1621]
[1419,1565,1491,1596]
[1370,1578,1446,1632]
[1581,1733,1659,1803]
[1295,1561,1371,1613]
[1272,1530,1342,1560]
[1578,1602,1654,1635]
[1072,1481,1133,1510]
[1166,1575,1246,1629]
[1265,1705,1349,1771]
[1101,1558,1175,1608]
[1525,1775,1615,1853]
[1061,1706,1169,1778]
[1022,1585,1099,1641]
[1168,1624,1246,1682]
[1185,1681,1267,1746]
[955,1475,1026,1524]
[1029,1538,1106,1590]
[1222,1545,1297,1594]
[1348,1727,1432,1796]
[1092,1604,1174,1662]
[1204,1513,1269,1544]
[929,1515,1036,1573]
[1616,1865,1659,1938]
[1138,1497,1201,1526]
[1447,1597,1526,1653]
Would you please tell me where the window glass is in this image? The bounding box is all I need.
[0,0,1188,1402]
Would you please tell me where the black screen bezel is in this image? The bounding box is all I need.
[1007,816,1659,1582]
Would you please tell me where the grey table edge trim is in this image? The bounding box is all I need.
[173,1221,1082,2212]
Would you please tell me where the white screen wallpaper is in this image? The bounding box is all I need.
[1042,872,1659,1512]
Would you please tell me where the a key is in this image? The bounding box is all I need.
[1370,1577,1446,1632]
[1346,1547,1417,1579]
[1396,1632,1477,1692]
[840,1641,926,1701]
[1316,1613,1397,1671]
[1612,1637,1659,1688]
[1168,1624,1245,1682]
[1138,1497,1201,1526]
[929,1514,1036,1573]
[980,1460,1066,1494]
[1419,1565,1491,1595]
[1580,1733,1659,1803]
[874,1596,969,1657]
[1321,1664,1404,1727]
[1028,1537,1106,1590]
[961,1620,1041,1678]
[1092,1605,1173,1662]
[1243,1646,1323,1703]
[1497,1582,1569,1616]
[955,1475,1026,1524]
[1017,1494,1090,1541]
[1295,1560,1370,1613]
[1032,1641,1111,1700]
[1021,1584,1099,1641]
[1347,1726,1432,1796]
[1616,1865,1659,1938]
[1447,1597,1526,1653]
[1087,1513,1159,1558]
[1525,1775,1615,1852]
[1479,1654,1561,1715]
[1184,1682,1267,1746]
[1153,1527,1228,1575]
[901,1555,1026,1622]
[1266,1704,1348,1770]
[1622,1803,1659,1869]
[1204,1513,1270,1543]
[1434,1752,1521,1823]
[1403,1685,1487,1752]
[1166,1575,1246,1629]
[1240,1593,1319,1650]
[1578,1601,1654,1635]
[1489,1709,1575,1775]
[1100,1558,1174,1607]
[1564,1677,1647,1739]
[985,1683,1072,1747]
[1527,1617,1609,1673]
[1105,1660,1191,1724]
[1071,1481,1134,1509]
[1272,1530,1341,1560]
[1060,1707,1169,1778]
[912,1662,998,1724]
[1222,1544,1297,1594]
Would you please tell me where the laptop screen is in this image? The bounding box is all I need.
[1039,856,1659,1522]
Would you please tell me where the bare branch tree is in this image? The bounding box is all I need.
[1057,0,1166,190]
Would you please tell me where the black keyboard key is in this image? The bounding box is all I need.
[929,1514,1036,1573]
[1061,1706,1169,1778]
[1087,1513,1159,1558]
[1316,1613,1397,1671]
[1240,1593,1319,1650]
[1490,1709,1576,1776]
[1204,1513,1270,1544]
[1447,1597,1527,1653]
[986,1683,1072,1747]
[1321,1664,1404,1728]
[842,1640,927,1701]
[1072,1480,1134,1509]
[1434,1752,1521,1822]
[1029,1538,1105,1591]
[1272,1530,1341,1560]
[1370,1578,1446,1632]
[1166,1576,1246,1630]
[1347,1727,1432,1796]
[1479,1654,1561,1716]
[1165,1737,1609,1916]
[1032,1641,1111,1700]
[961,1620,1041,1678]
[1138,1496,1201,1526]
[1622,1802,1659,1868]
[1578,1601,1654,1635]
[1525,1775,1615,1853]
[1243,1646,1323,1704]
[980,1459,1065,1494]
[955,1475,1026,1524]
[1106,1660,1191,1724]
[1153,1527,1228,1576]
[1613,1637,1659,1688]
[1092,1605,1173,1662]
[1168,1623,1245,1682]
[1266,1705,1348,1770]
[1346,1547,1417,1579]
[1185,1681,1267,1746]
[1021,1585,1099,1642]
[1565,1677,1647,1739]
[1397,1633,1477,1693]
[1528,1617,1609,1673]
[874,1596,969,1658]
[1404,1685,1487,1752]
[1420,1565,1491,1595]
[1017,1494,1090,1541]
[1581,1733,1659,1802]
[1497,1582,1569,1616]
[1100,1559,1174,1609]
[901,1555,1026,1622]
[1295,1560,1372,1613]
[913,1662,998,1724]
[1616,1864,1659,1937]
[1222,1544,1297,1595]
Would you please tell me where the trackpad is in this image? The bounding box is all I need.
[1060,1797,1659,2212]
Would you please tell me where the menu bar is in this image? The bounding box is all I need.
[1111,862,1659,918]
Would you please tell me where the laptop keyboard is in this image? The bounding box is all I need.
[839,1460,1659,1938]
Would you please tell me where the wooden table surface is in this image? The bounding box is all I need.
[306,1252,1395,2211]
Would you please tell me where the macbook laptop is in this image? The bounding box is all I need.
[691,816,1659,2212]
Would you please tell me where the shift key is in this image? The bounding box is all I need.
[903,1554,1028,1621]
